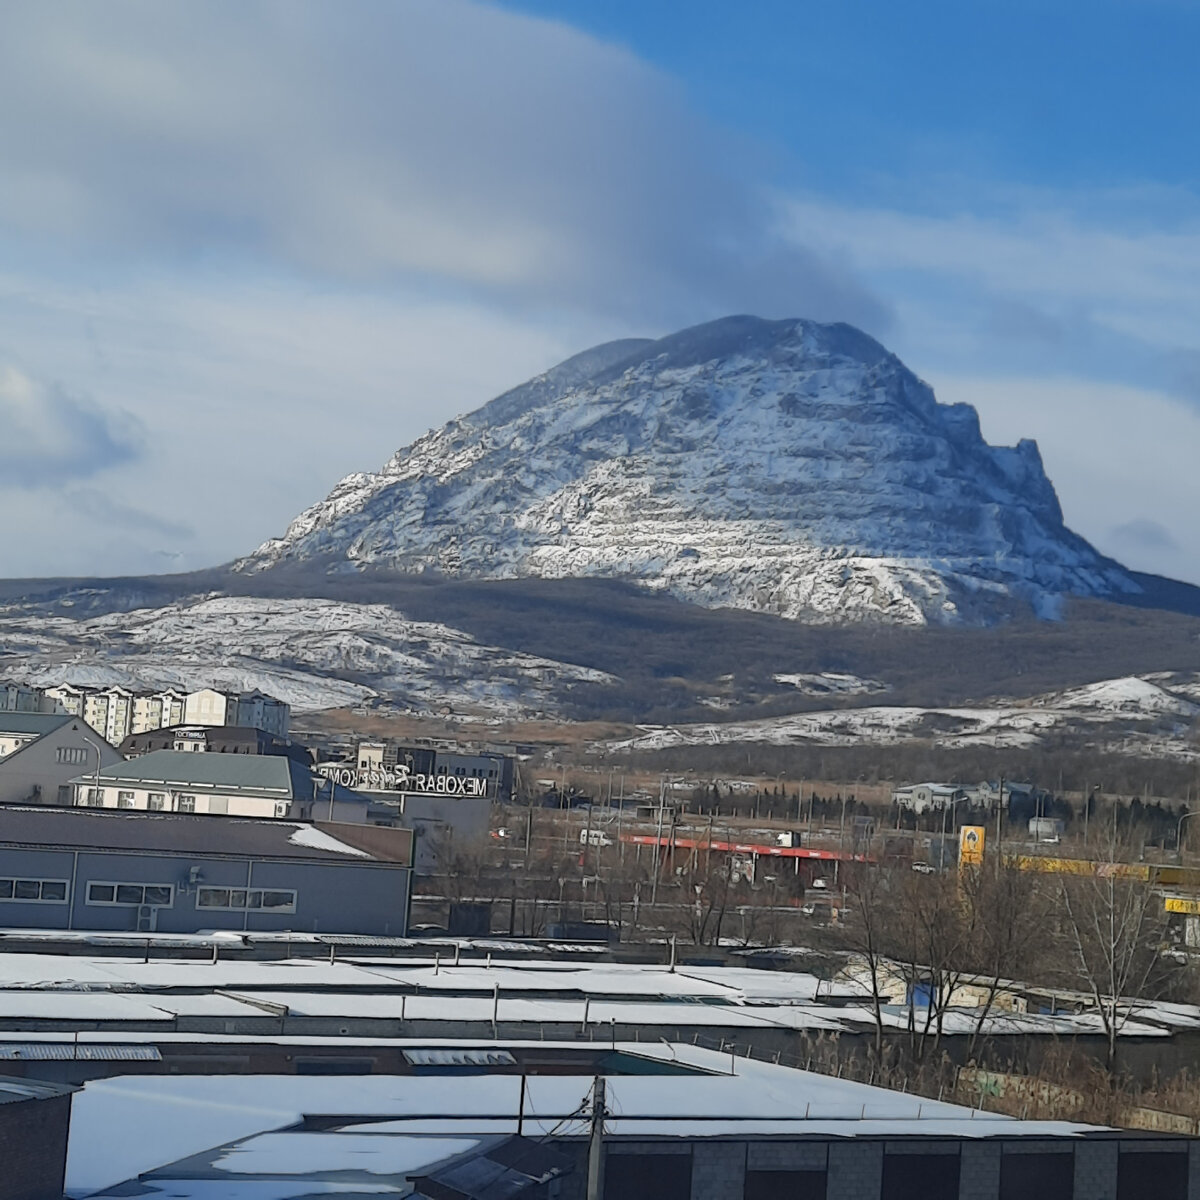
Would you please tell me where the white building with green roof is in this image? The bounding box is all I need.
[68,749,388,822]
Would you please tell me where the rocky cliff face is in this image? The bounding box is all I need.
[238,315,1139,624]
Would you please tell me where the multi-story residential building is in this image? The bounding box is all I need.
[43,685,289,744]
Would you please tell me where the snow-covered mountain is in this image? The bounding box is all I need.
[238,316,1139,625]
[0,596,614,720]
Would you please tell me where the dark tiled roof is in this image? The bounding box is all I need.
[0,806,395,862]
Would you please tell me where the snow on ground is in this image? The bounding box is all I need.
[605,673,1200,759]
[1035,675,1200,717]
[773,672,887,696]
[0,594,617,718]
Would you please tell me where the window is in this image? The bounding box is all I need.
[882,1153,959,1200]
[1000,1152,1074,1200]
[55,746,88,765]
[0,878,69,903]
[744,1171,826,1200]
[604,1153,691,1200]
[117,791,136,809]
[84,788,104,807]
[87,882,174,907]
[197,886,297,913]
[176,794,196,813]
[1117,1151,1188,1200]
[147,793,166,811]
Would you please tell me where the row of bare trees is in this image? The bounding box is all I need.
[843,832,1174,1070]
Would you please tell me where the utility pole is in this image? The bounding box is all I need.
[651,779,667,906]
[586,1076,607,1200]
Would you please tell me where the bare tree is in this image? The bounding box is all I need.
[1055,829,1171,1068]
[958,862,1055,1059]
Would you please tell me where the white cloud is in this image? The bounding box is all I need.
[0,0,881,330]
[0,269,590,576]
[0,364,141,486]
[0,0,891,579]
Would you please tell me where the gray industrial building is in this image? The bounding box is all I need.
[0,806,412,936]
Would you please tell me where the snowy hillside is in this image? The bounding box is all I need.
[607,674,1200,760]
[0,596,614,720]
[238,315,1139,625]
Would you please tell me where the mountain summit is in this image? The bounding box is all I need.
[238,315,1139,624]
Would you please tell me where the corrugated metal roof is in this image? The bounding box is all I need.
[0,1043,162,1061]
[70,750,308,798]
[315,934,409,947]
[0,1076,78,1103]
[404,1049,517,1067]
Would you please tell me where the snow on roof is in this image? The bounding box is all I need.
[287,825,372,858]
[232,990,845,1032]
[65,1047,1109,1193]
[209,1131,481,1178]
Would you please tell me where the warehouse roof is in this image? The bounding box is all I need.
[0,805,409,863]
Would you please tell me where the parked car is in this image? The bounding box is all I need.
[911,861,937,875]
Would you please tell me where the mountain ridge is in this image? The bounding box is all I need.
[237,314,1138,626]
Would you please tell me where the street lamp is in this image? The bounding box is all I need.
[81,735,103,807]
[1177,810,1200,862]
[939,794,971,872]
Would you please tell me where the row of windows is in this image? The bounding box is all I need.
[0,878,68,903]
[83,790,194,812]
[197,887,296,912]
[87,882,174,907]
[55,746,89,765]
[0,878,299,913]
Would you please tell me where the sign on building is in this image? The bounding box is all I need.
[318,763,488,797]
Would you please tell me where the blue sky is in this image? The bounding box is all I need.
[0,0,1198,587]
[509,1,1200,194]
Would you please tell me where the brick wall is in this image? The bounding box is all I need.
[0,1094,71,1200]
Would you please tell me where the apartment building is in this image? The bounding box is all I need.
[44,684,289,744]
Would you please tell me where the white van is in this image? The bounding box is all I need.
[580,829,614,847]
